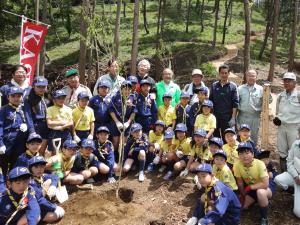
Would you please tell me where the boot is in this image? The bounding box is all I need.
[280,157,287,172]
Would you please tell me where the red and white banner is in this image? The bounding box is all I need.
[20,18,48,85]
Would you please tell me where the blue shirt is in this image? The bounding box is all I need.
[124,134,149,161]
[94,140,115,178]
[71,151,99,173]
[0,81,30,106]
[89,95,111,126]
[189,101,203,128]
[175,104,191,126]
[135,93,158,124]
[14,151,39,168]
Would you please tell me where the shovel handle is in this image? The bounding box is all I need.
[52,138,62,155]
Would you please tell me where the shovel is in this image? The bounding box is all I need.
[52,138,69,203]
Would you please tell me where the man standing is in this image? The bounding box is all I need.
[274,72,300,171]
[237,69,272,144]
[209,64,239,140]
[62,69,92,109]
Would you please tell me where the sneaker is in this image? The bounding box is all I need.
[163,171,173,181]
[260,218,268,225]
[138,172,145,182]
[159,165,166,173]
[147,163,154,173]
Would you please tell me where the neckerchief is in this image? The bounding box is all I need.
[97,140,109,159]
[204,177,217,213]
[25,150,38,158]
[7,188,29,209]
[9,103,26,123]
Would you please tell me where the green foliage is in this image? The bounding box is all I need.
[200,62,218,77]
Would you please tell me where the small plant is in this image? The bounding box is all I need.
[200,62,218,77]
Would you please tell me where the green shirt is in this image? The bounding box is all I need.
[155,81,181,107]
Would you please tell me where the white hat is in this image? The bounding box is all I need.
[192,69,203,76]
[283,72,296,81]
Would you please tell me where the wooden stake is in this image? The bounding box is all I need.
[261,83,270,149]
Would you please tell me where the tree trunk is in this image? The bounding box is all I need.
[268,0,280,82]
[156,0,163,50]
[161,0,166,36]
[199,0,205,32]
[212,0,220,48]
[142,0,149,34]
[123,1,126,18]
[130,0,140,75]
[39,0,48,76]
[221,0,232,44]
[288,0,298,71]
[114,0,122,57]
[243,0,251,82]
[177,0,182,12]
[186,0,192,33]
[228,0,233,26]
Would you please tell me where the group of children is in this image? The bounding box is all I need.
[0,69,277,225]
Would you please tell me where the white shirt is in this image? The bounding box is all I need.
[62,84,92,109]
[277,89,300,124]
[93,74,125,97]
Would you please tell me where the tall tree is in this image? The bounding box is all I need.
[114,0,122,57]
[221,0,232,44]
[288,0,299,71]
[199,0,205,32]
[268,0,280,82]
[130,0,140,75]
[186,0,192,33]
[212,0,220,48]
[142,0,149,34]
[243,0,251,82]
[156,0,163,50]
[39,0,48,76]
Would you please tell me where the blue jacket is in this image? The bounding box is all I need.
[175,104,191,126]
[14,151,39,168]
[71,151,99,173]
[0,169,4,193]
[89,95,111,126]
[189,101,202,128]
[124,134,149,161]
[94,140,115,178]
[135,93,158,125]
[0,82,30,106]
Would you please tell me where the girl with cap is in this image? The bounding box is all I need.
[94,126,119,183]
[207,137,224,164]
[194,99,216,139]
[223,128,239,169]
[109,80,136,159]
[28,156,65,223]
[0,167,40,225]
[72,91,95,143]
[158,92,176,130]
[163,123,191,180]
[237,124,259,157]
[123,123,148,182]
[127,75,139,104]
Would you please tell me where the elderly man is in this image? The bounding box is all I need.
[274,72,300,171]
[62,68,92,109]
[209,64,239,140]
[237,69,272,144]
[183,69,208,105]
[155,68,181,107]
[135,59,156,93]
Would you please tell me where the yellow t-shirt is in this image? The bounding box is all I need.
[190,144,212,162]
[160,140,173,153]
[149,130,164,145]
[223,141,239,165]
[233,159,268,185]
[213,164,238,190]
[194,113,216,131]
[47,105,73,123]
[48,152,75,172]
[172,137,191,155]
[158,105,176,127]
[72,106,95,131]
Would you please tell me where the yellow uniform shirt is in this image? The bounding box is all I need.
[160,140,173,153]
[47,105,73,123]
[48,152,75,172]
[72,106,95,131]
[149,130,164,145]
[233,159,268,185]
[190,144,212,162]
[223,141,239,165]
[194,113,216,131]
[213,164,238,190]
[172,137,191,156]
[158,105,176,127]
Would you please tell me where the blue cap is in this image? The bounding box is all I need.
[96,126,110,133]
[63,139,78,149]
[128,76,138,84]
[237,142,253,152]
[29,156,47,167]
[33,76,48,86]
[27,133,42,143]
[202,99,213,108]
[121,80,132,87]
[53,89,67,98]
[81,139,96,150]
[191,163,212,174]
[8,167,31,180]
[97,80,111,89]
[164,130,174,139]
[174,123,187,132]
[194,129,207,137]
[224,128,236,135]
[180,92,190,98]
[9,86,23,95]
[155,120,166,127]
[209,137,223,148]
[213,150,227,160]
[239,124,251,131]
[77,91,90,100]
[195,86,208,94]
[163,92,172,98]
[130,123,143,133]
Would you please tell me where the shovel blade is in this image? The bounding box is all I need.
[56,185,68,203]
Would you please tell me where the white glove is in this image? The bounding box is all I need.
[176,150,183,159]
[54,206,65,218]
[154,143,160,150]
[180,168,189,177]
[47,186,57,198]
[108,177,116,183]
[153,155,160,165]
[124,121,130,129]
[0,145,6,155]
[186,216,198,225]
[20,123,28,132]
[87,134,94,140]
[74,135,81,143]
[228,117,236,127]
[116,121,123,130]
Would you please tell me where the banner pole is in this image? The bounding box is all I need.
[19,16,25,64]
[36,0,40,76]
